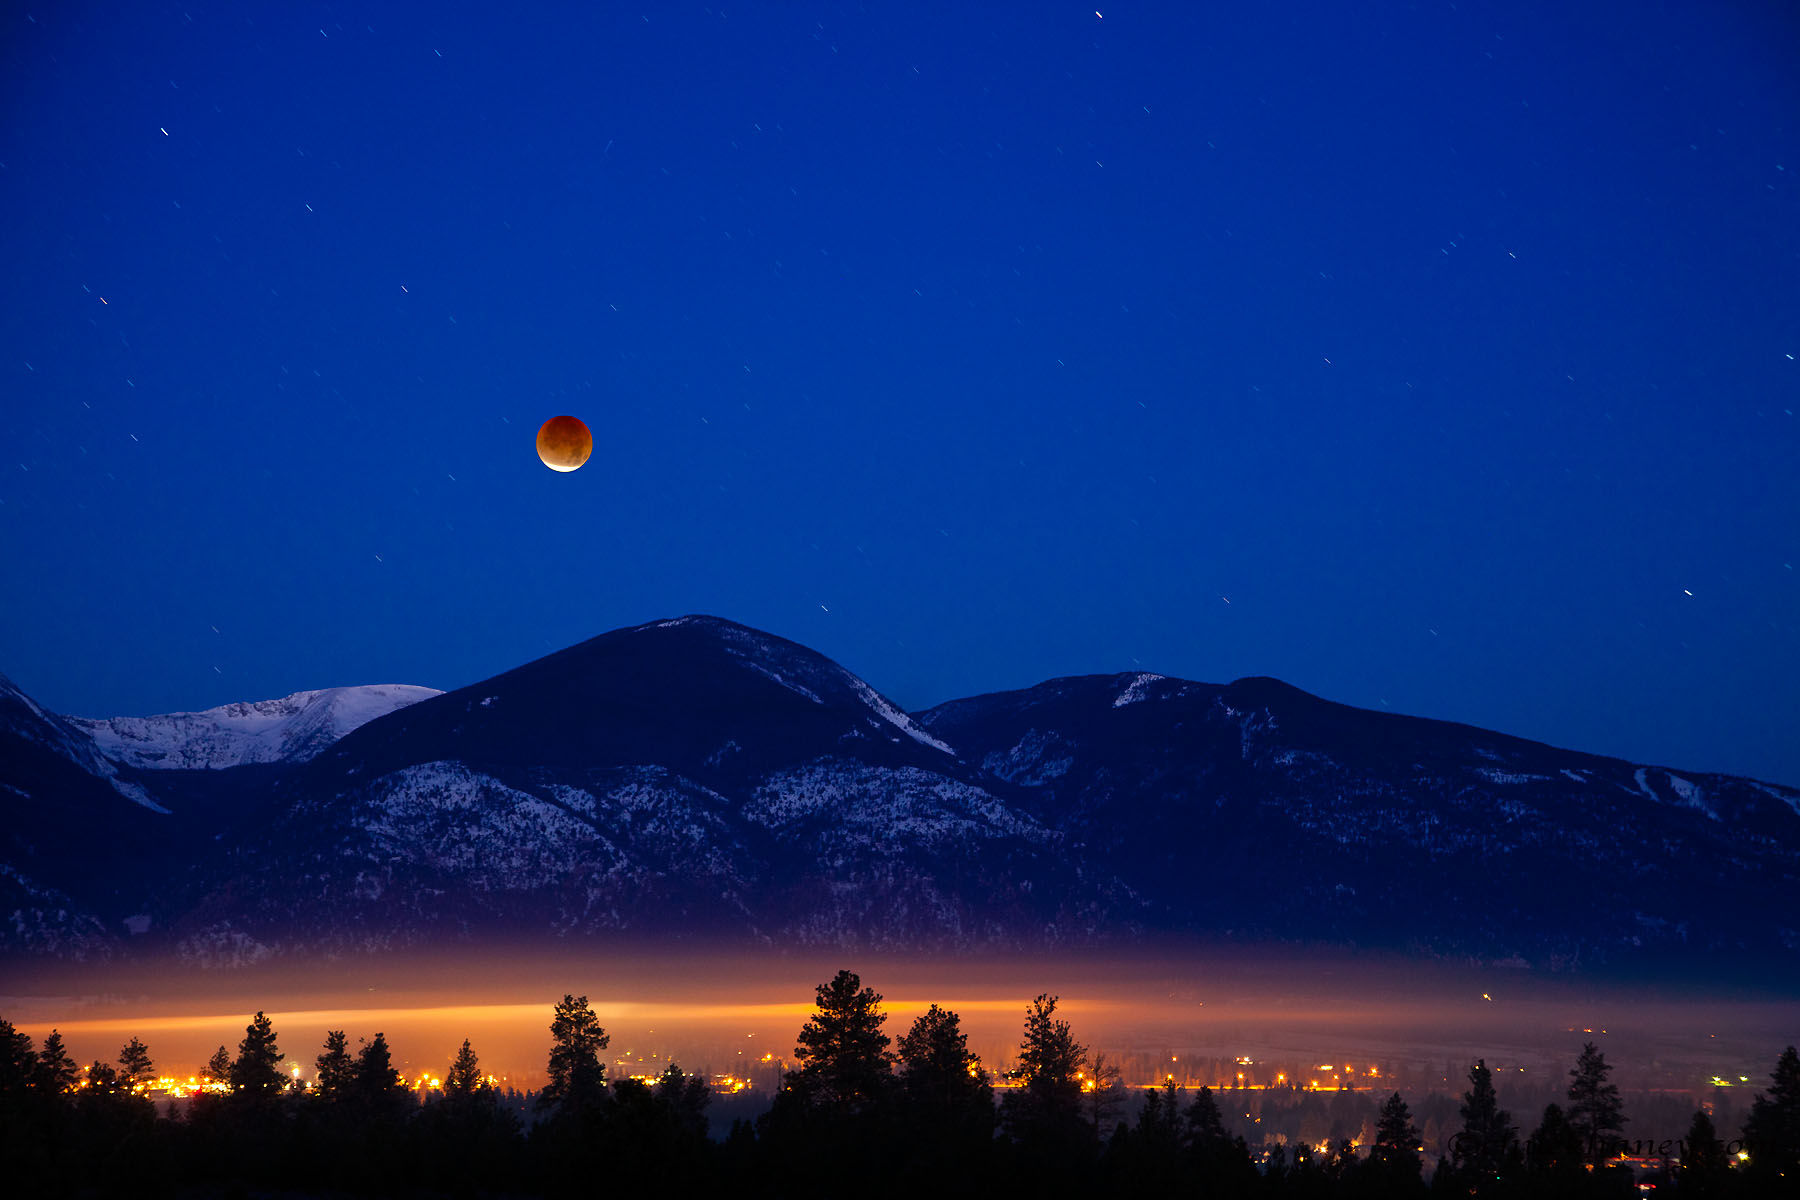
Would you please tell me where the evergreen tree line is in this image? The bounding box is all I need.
[0,971,1794,1198]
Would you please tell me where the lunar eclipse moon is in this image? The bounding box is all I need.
[535,415,592,473]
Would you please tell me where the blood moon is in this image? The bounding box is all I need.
[535,415,592,472]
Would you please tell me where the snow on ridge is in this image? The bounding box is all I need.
[645,615,952,750]
[847,677,954,755]
[1,674,51,723]
[70,684,441,769]
[728,655,824,704]
[703,623,827,705]
[107,776,170,814]
[1113,673,1166,708]
[1749,781,1800,818]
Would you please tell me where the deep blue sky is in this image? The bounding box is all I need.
[3,2,1796,785]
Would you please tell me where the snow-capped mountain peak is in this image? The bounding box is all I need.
[67,683,441,769]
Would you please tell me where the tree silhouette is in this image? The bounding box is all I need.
[541,993,609,1119]
[599,1064,714,1188]
[314,1030,354,1100]
[1676,1107,1729,1197]
[789,969,892,1116]
[0,1023,52,1200]
[444,1039,488,1100]
[35,1029,77,1094]
[1365,1091,1423,1193]
[653,1062,712,1144]
[1449,1058,1517,1193]
[1565,1041,1624,1166]
[228,1011,285,1097]
[1185,1084,1229,1148]
[416,1037,521,1197]
[1185,1086,1256,1194]
[999,993,1090,1157]
[117,1037,153,1088]
[1119,1078,1186,1190]
[896,1002,991,1140]
[1742,1044,1800,1185]
[0,1019,34,1097]
[354,1031,408,1110]
[1523,1101,1585,1189]
[204,1044,231,1083]
[1083,1052,1125,1136]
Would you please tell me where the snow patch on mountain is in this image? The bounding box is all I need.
[1662,772,1719,821]
[982,729,1074,785]
[71,684,440,769]
[1476,768,1548,785]
[0,864,115,959]
[1113,673,1166,707]
[356,761,620,885]
[747,762,1044,845]
[177,924,275,968]
[108,777,170,813]
[847,679,954,754]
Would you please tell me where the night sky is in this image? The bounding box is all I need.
[3,2,1796,786]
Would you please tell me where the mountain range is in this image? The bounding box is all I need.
[3,616,1796,973]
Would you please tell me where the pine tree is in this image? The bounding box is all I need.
[1185,1085,1230,1150]
[1125,1077,1186,1187]
[1367,1091,1423,1190]
[0,1020,37,1096]
[36,1029,77,1094]
[1524,1101,1584,1180]
[315,1030,355,1099]
[1135,1077,1183,1152]
[896,1004,989,1123]
[999,993,1089,1149]
[1742,1044,1800,1183]
[415,1037,520,1197]
[653,1062,712,1143]
[541,994,609,1118]
[117,1036,153,1088]
[789,969,892,1116]
[204,1045,231,1083]
[444,1038,488,1100]
[355,1031,406,1104]
[228,1011,285,1096]
[1677,1107,1728,1196]
[1186,1085,1256,1193]
[1565,1041,1625,1166]
[1450,1059,1517,1190]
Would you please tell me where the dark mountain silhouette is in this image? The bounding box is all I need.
[918,670,1800,969]
[3,618,1795,971]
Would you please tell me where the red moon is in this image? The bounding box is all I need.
[536,415,592,472]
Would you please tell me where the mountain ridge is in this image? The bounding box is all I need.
[2,615,1795,972]
[67,683,441,769]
